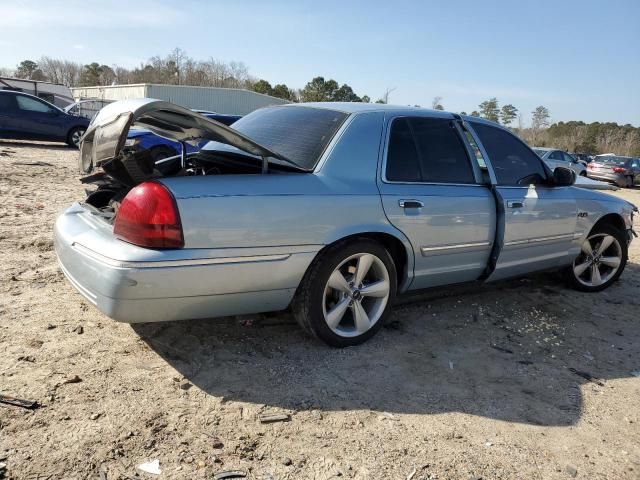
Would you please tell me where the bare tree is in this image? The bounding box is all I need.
[432,96,444,110]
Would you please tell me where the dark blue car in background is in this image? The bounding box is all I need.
[124,112,242,161]
[0,91,90,148]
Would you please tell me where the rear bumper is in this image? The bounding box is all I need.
[54,204,318,323]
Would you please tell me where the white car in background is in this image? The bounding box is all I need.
[533,147,587,176]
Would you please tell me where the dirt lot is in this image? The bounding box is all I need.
[0,141,639,480]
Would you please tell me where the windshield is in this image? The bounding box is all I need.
[227,106,349,169]
[533,149,547,157]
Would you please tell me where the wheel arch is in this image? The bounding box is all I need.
[316,227,415,292]
[66,124,87,143]
[590,212,626,233]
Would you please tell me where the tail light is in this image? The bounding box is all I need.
[612,167,627,173]
[114,181,184,248]
[587,164,594,169]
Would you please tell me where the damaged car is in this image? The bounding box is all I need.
[54,100,637,347]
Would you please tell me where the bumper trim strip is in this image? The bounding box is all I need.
[71,243,291,269]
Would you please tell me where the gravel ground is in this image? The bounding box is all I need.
[1,140,639,480]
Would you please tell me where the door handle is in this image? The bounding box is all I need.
[399,199,424,208]
[507,201,524,208]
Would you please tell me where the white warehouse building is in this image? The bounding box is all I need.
[71,83,289,115]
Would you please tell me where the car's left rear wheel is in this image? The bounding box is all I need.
[293,239,397,347]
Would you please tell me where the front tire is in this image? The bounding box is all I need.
[567,224,627,292]
[293,239,397,347]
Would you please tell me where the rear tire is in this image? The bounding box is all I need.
[67,126,86,148]
[625,176,633,188]
[566,224,627,292]
[292,239,397,347]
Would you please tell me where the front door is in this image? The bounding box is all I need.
[378,116,495,290]
[0,92,18,137]
[468,122,579,281]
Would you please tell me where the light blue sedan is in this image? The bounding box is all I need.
[55,100,637,346]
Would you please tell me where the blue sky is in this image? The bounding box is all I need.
[1,0,638,125]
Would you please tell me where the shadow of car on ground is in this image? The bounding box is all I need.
[133,261,640,428]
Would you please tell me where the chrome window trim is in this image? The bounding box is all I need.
[380,115,482,187]
[460,120,498,185]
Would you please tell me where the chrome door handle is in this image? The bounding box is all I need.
[507,201,524,208]
[399,199,424,208]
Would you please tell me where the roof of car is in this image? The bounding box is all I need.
[279,102,510,126]
[532,147,556,151]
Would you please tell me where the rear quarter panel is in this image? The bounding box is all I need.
[159,111,415,281]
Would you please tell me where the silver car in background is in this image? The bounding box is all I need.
[533,147,587,176]
[587,155,640,188]
[54,101,636,347]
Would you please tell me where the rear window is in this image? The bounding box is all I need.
[229,106,348,169]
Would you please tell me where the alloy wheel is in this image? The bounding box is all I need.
[573,233,622,287]
[72,129,85,147]
[322,253,390,338]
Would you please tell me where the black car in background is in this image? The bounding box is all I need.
[0,90,90,148]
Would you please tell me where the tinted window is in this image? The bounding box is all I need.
[386,118,421,182]
[548,150,563,160]
[229,106,348,169]
[0,94,16,111]
[386,117,475,183]
[410,118,475,183]
[472,123,547,185]
[562,152,575,163]
[16,95,54,113]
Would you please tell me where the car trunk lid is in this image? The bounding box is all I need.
[79,98,290,174]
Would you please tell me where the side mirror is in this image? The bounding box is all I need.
[553,166,576,186]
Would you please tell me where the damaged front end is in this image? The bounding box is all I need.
[78,98,292,215]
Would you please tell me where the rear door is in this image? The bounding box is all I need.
[468,122,579,281]
[378,116,495,290]
[13,94,67,140]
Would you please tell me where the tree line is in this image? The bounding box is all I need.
[438,96,639,156]
[3,51,638,156]
[3,50,380,103]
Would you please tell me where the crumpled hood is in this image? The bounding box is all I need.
[79,98,286,173]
